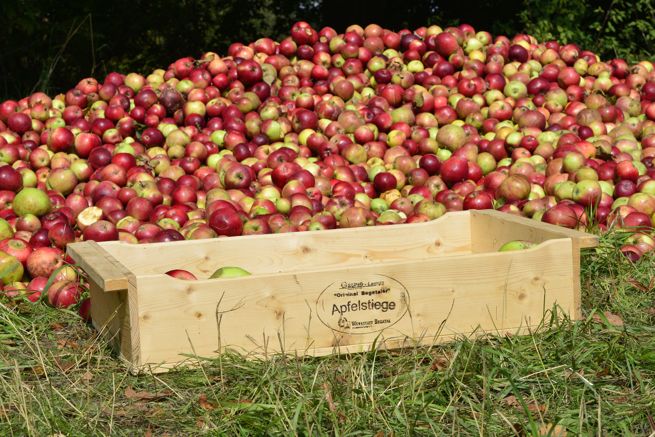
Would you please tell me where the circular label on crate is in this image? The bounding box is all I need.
[316,274,410,334]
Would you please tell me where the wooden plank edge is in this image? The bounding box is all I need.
[67,241,131,292]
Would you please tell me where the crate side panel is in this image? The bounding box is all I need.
[132,239,574,367]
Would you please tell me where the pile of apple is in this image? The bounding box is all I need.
[1,21,654,313]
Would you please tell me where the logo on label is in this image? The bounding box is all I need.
[316,274,410,334]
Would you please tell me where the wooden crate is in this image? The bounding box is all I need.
[67,210,598,373]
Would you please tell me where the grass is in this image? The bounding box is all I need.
[1,232,654,436]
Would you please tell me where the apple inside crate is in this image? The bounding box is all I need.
[67,210,598,373]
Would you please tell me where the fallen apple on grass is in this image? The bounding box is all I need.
[78,297,91,321]
[47,280,84,308]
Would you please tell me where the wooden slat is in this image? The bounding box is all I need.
[67,241,131,292]
[99,211,473,279]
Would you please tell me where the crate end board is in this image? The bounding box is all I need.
[469,210,599,251]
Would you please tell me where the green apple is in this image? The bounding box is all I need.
[498,240,536,252]
[0,251,24,285]
[209,266,252,279]
[0,218,13,240]
[12,188,52,217]
[476,152,497,175]
[370,198,388,214]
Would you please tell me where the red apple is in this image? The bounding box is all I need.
[542,204,579,229]
[440,157,469,186]
[165,269,198,280]
[26,246,64,278]
[48,222,75,248]
[47,127,74,152]
[373,172,397,193]
[0,166,23,192]
[83,220,119,242]
[496,175,531,202]
[463,191,494,210]
[208,208,243,236]
[223,163,253,189]
[0,238,32,265]
[47,280,84,308]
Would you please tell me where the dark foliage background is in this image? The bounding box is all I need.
[1,0,653,100]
